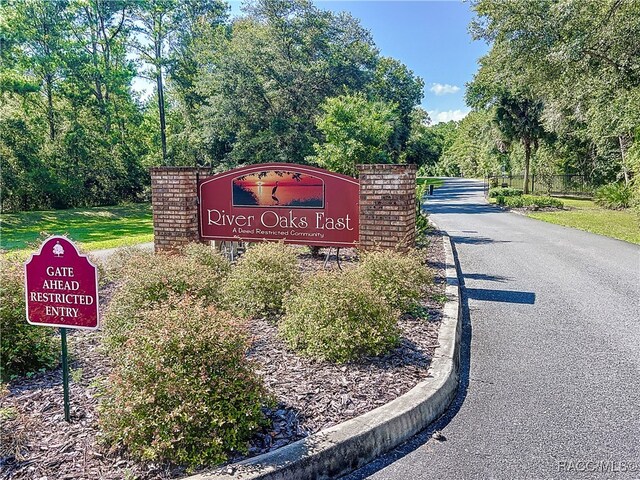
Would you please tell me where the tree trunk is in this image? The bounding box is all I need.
[154,22,168,165]
[45,75,55,141]
[157,67,168,165]
[523,141,531,194]
[619,135,630,185]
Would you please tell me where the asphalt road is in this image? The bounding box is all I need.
[345,178,640,480]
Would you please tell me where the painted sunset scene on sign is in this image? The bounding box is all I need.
[232,170,325,208]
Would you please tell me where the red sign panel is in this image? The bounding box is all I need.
[199,163,359,247]
[25,236,99,330]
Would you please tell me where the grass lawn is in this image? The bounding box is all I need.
[526,198,640,244]
[1,203,153,253]
[417,177,444,188]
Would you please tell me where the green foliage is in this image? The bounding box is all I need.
[103,251,229,353]
[497,195,564,209]
[415,183,429,236]
[310,93,399,176]
[594,183,633,210]
[99,296,269,467]
[488,187,522,198]
[464,0,640,191]
[222,242,300,318]
[279,270,399,363]
[438,109,505,177]
[0,259,58,381]
[356,249,432,312]
[405,112,457,170]
[181,243,232,272]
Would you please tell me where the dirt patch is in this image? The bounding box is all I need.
[1,229,446,480]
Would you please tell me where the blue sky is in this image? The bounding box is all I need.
[229,0,489,123]
[133,1,489,124]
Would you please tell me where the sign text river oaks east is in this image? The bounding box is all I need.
[199,163,359,247]
[25,236,99,330]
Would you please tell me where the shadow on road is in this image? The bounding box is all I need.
[450,235,510,245]
[466,288,536,305]
[425,203,498,216]
[463,273,512,283]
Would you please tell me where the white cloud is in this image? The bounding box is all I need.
[430,83,461,96]
[428,109,470,124]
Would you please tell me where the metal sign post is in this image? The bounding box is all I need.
[60,327,71,422]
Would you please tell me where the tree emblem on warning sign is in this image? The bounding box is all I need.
[53,241,65,257]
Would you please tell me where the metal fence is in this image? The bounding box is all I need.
[484,175,592,197]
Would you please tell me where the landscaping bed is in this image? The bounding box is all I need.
[0,230,446,480]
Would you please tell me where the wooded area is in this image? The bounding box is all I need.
[0,0,424,212]
[1,0,638,212]
[429,1,640,201]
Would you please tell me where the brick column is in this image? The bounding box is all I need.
[357,164,416,251]
[150,167,209,252]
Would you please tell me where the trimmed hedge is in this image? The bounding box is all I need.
[497,194,564,209]
[356,249,431,312]
[488,187,523,198]
[221,242,300,318]
[0,259,58,381]
[99,296,269,467]
[279,270,399,363]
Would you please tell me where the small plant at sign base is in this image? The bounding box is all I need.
[280,270,400,363]
[356,249,432,312]
[99,296,270,468]
[221,242,300,318]
[432,293,448,305]
[70,368,83,383]
[0,259,58,381]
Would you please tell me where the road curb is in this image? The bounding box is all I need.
[185,231,462,480]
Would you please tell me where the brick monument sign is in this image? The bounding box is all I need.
[150,163,416,252]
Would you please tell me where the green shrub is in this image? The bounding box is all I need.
[415,183,430,237]
[356,249,431,312]
[279,270,399,363]
[488,187,523,198]
[181,243,231,273]
[222,242,300,318]
[498,195,564,209]
[594,182,632,209]
[0,259,58,381]
[103,252,229,353]
[103,246,155,282]
[99,296,269,467]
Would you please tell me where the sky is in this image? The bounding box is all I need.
[133,1,489,124]
[229,0,490,124]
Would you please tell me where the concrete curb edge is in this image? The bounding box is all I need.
[186,231,462,480]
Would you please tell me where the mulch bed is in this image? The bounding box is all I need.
[1,229,446,480]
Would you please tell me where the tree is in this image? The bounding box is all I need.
[195,0,380,167]
[367,57,424,160]
[309,93,399,176]
[469,0,640,189]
